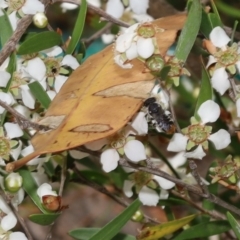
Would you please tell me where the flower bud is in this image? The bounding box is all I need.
[42,195,61,211]
[33,13,48,28]
[4,173,23,193]
[131,210,144,222]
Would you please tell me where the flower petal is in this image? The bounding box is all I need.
[184,145,206,160]
[4,123,23,139]
[211,67,230,95]
[114,55,133,69]
[116,32,136,53]
[101,33,115,44]
[159,189,169,200]
[130,112,148,135]
[8,11,18,31]
[126,42,138,60]
[84,138,108,151]
[124,140,146,162]
[153,175,175,189]
[197,100,220,124]
[1,212,17,231]
[37,183,57,199]
[0,71,11,87]
[26,57,46,81]
[208,129,231,150]
[10,141,22,160]
[0,92,14,114]
[20,85,35,109]
[61,55,79,69]
[123,180,134,198]
[129,0,149,14]
[9,232,28,240]
[167,133,188,152]
[137,37,154,59]
[22,0,45,14]
[54,75,68,93]
[106,0,124,19]
[14,105,31,118]
[206,55,217,68]
[69,150,89,159]
[168,152,187,169]
[100,149,120,172]
[42,46,62,57]
[138,186,159,206]
[209,27,230,48]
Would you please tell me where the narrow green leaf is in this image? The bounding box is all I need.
[66,0,87,54]
[227,212,240,239]
[29,213,60,226]
[175,0,202,62]
[17,32,62,55]
[194,65,213,120]
[138,214,196,240]
[89,199,141,240]
[0,9,13,46]
[4,53,16,92]
[18,168,48,214]
[172,220,231,240]
[69,228,135,240]
[28,81,51,109]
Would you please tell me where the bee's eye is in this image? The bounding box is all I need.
[149,103,159,113]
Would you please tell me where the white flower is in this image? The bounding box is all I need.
[9,232,28,240]
[167,100,231,159]
[0,196,17,231]
[114,22,156,68]
[206,27,240,95]
[123,171,174,206]
[37,183,57,202]
[100,112,148,172]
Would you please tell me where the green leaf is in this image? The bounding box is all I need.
[69,228,135,240]
[29,213,60,226]
[66,0,87,54]
[175,0,202,62]
[17,32,62,55]
[227,212,240,239]
[89,198,141,240]
[172,220,231,240]
[18,168,48,214]
[200,8,222,37]
[194,65,213,120]
[137,214,196,240]
[28,81,51,109]
[0,9,13,46]
[80,170,109,185]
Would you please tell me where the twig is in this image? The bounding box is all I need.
[166,89,181,133]
[82,22,113,46]
[0,0,51,66]
[0,190,33,240]
[229,77,238,102]
[0,100,50,131]
[52,0,130,28]
[59,158,67,196]
[188,159,210,197]
[171,189,223,220]
[73,166,159,224]
[118,158,240,217]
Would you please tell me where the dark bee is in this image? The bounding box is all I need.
[143,97,175,134]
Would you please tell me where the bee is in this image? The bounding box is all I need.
[143,97,175,134]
